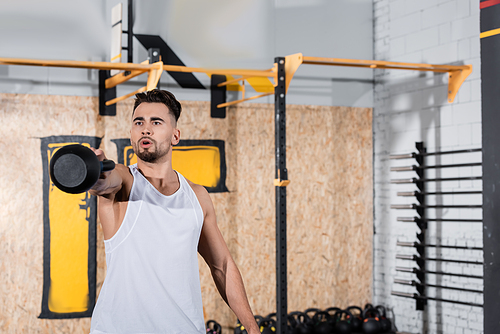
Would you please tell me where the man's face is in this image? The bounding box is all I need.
[130,102,180,163]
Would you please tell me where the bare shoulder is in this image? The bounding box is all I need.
[185,179,213,216]
[116,163,133,180]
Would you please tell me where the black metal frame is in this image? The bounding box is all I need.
[99,0,134,116]
[98,70,116,116]
[481,2,500,328]
[122,0,134,64]
[274,57,288,334]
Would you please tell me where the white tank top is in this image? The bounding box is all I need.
[90,165,205,334]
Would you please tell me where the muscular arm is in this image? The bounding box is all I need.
[195,185,260,334]
[88,148,133,240]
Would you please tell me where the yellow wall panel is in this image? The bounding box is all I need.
[111,139,227,192]
[39,137,99,319]
[172,146,221,188]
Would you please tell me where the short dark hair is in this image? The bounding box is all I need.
[133,89,182,123]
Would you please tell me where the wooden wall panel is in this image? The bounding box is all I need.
[0,93,372,333]
[0,94,102,333]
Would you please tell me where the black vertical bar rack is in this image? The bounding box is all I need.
[414,142,427,310]
[390,142,484,309]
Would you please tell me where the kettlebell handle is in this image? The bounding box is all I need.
[101,159,115,172]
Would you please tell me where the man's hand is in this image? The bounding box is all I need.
[88,148,107,195]
[89,147,106,161]
[245,324,261,334]
[88,148,122,197]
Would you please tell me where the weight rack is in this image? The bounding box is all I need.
[389,142,483,309]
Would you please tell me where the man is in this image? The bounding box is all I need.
[89,89,259,334]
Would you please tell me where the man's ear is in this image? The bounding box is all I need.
[172,128,181,146]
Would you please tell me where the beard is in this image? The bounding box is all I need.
[133,138,171,163]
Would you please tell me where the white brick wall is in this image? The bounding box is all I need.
[372,0,483,333]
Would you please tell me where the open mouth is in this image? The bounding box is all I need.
[139,138,153,148]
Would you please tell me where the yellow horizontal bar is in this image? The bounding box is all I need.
[0,57,276,78]
[217,75,252,87]
[304,61,451,73]
[480,28,500,39]
[217,92,273,108]
[163,64,276,78]
[302,56,469,72]
[0,55,470,76]
[0,57,153,71]
[105,86,146,106]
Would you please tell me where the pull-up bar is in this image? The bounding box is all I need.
[300,55,472,103]
[0,56,276,78]
[211,53,472,106]
[0,53,471,107]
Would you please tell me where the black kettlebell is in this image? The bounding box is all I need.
[287,311,303,334]
[304,308,321,333]
[312,311,333,334]
[304,308,321,320]
[207,320,222,334]
[325,307,341,328]
[346,306,363,333]
[292,312,314,334]
[49,144,115,194]
[266,313,277,321]
[362,307,381,334]
[375,305,391,333]
[235,315,264,334]
[259,317,277,334]
[325,307,341,316]
[234,318,244,334]
[255,315,265,325]
[334,310,352,334]
[264,313,293,334]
